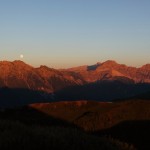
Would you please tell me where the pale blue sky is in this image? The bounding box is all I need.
[0,0,150,68]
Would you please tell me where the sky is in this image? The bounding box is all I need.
[0,0,150,68]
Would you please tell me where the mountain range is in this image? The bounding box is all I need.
[0,60,150,105]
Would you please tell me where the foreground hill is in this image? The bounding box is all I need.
[0,119,135,150]
[30,99,150,150]
[0,99,149,149]
[30,100,150,131]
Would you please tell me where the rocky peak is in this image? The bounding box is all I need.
[0,60,33,70]
[101,60,118,66]
[140,64,150,70]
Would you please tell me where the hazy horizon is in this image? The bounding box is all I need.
[1,0,150,68]
[1,59,149,69]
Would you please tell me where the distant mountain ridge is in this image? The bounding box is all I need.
[1,60,150,91]
[0,60,85,93]
[0,60,150,104]
[66,60,150,83]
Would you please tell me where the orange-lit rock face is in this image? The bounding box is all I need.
[0,60,150,92]
[0,61,85,92]
[66,60,150,83]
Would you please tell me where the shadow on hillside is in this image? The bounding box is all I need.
[1,82,150,107]
[0,87,53,108]
[93,120,150,150]
[133,91,150,100]
[54,81,150,101]
[87,63,100,71]
[0,107,128,150]
[0,106,79,129]
[0,105,150,150]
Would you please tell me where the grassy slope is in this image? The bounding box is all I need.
[0,99,149,150]
[31,100,150,131]
[0,119,135,150]
[0,119,122,150]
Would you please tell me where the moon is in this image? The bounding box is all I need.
[20,54,24,59]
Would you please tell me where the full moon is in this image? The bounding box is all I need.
[20,54,24,59]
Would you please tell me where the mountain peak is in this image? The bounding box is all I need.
[141,64,150,70]
[99,60,118,68]
[102,60,118,65]
[0,60,12,65]
[39,65,50,70]
[13,60,32,66]
[0,60,32,68]
[13,60,25,63]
